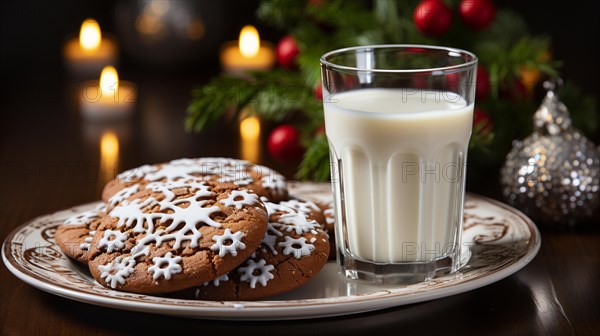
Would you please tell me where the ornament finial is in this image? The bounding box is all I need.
[533,77,571,135]
[542,78,563,93]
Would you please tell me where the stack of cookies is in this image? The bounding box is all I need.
[55,158,333,300]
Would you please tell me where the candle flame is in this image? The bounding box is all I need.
[101,131,119,161]
[240,116,261,140]
[80,19,102,51]
[239,25,260,58]
[100,131,120,186]
[100,66,119,98]
[240,115,261,162]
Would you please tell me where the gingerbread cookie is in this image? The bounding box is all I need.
[177,198,329,300]
[55,204,107,264]
[102,158,288,204]
[88,180,268,294]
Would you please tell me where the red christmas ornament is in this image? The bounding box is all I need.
[459,0,496,31]
[276,35,300,69]
[473,108,493,135]
[476,65,491,100]
[413,0,452,36]
[268,124,304,162]
[314,83,323,101]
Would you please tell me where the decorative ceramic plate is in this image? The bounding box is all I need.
[2,182,540,320]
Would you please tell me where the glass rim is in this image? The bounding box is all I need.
[320,44,478,74]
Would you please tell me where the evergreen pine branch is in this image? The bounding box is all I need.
[319,1,374,32]
[248,75,317,121]
[186,70,310,132]
[296,135,330,181]
[256,0,306,29]
[296,47,325,88]
[292,23,332,87]
[186,76,259,132]
[476,35,559,96]
[479,10,529,44]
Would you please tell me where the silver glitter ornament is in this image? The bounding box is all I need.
[500,79,600,224]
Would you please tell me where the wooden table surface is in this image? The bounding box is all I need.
[1,74,599,336]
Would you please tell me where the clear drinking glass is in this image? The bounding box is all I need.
[320,45,478,284]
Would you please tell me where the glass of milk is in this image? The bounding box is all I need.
[320,45,477,284]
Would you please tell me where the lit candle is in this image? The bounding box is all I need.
[220,25,275,74]
[63,19,118,77]
[99,130,120,188]
[239,110,261,163]
[80,66,137,121]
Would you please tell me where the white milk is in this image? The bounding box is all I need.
[324,89,473,263]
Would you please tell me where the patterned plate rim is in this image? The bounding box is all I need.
[2,189,540,320]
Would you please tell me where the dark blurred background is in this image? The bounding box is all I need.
[1,0,599,196]
[1,0,599,92]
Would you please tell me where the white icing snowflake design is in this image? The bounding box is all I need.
[323,207,335,225]
[148,252,183,280]
[152,190,222,249]
[116,159,285,197]
[143,157,254,183]
[98,256,136,288]
[260,175,287,195]
[96,203,108,213]
[279,213,320,235]
[97,230,128,253]
[202,274,229,287]
[64,209,101,226]
[233,177,254,186]
[97,180,225,287]
[210,229,246,257]
[108,197,161,233]
[143,164,205,182]
[278,236,315,259]
[220,189,259,210]
[204,158,255,186]
[109,181,220,248]
[145,180,202,202]
[238,259,275,289]
[169,158,197,166]
[261,197,296,216]
[108,185,140,206]
[260,199,296,255]
[117,164,157,182]
[79,230,96,251]
[262,231,281,255]
[279,199,320,218]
